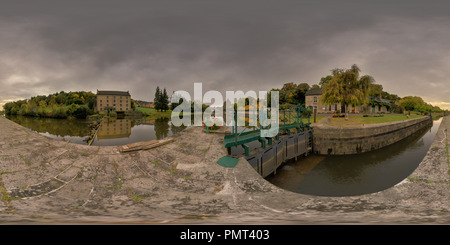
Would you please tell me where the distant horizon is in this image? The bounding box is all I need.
[1,82,448,112]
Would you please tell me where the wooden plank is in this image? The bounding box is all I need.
[126,140,158,149]
[120,137,175,152]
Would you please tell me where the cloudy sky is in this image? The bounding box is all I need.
[1,0,449,109]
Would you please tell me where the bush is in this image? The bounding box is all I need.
[52,106,68,118]
[73,106,88,119]
[109,111,117,118]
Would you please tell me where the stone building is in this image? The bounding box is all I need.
[95,90,131,112]
[305,88,392,114]
[305,88,342,113]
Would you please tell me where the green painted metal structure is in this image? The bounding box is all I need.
[224,104,311,155]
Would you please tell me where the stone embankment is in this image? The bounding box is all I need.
[0,115,448,224]
[312,116,432,155]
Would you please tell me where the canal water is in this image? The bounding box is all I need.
[5,115,184,146]
[266,117,442,196]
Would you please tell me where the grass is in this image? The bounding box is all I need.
[324,114,424,127]
[136,107,172,119]
[105,173,123,189]
[19,154,31,166]
[131,194,146,202]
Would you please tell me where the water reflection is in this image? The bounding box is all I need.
[97,119,132,139]
[92,117,186,146]
[6,114,93,145]
[266,118,442,197]
[6,115,186,146]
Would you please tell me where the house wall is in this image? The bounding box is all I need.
[305,95,390,114]
[305,95,340,113]
[96,94,131,112]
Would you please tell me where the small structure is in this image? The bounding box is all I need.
[95,90,131,112]
[135,100,153,108]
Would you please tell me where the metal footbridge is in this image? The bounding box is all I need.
[224,104,312,156]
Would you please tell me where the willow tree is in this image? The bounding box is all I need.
[321,64,374,113]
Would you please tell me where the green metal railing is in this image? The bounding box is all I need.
[224,104,311,156]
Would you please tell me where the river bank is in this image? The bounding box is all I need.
[0,115,448,224]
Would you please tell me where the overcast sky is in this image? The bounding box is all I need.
[1,0,449,109]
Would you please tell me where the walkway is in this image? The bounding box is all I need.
[0,116,448,224]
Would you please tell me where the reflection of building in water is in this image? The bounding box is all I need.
[136,119,155,125]
[97,119,132,139]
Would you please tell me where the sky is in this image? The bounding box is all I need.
[0,0,449,110]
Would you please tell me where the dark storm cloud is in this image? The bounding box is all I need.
[1,0,449,109]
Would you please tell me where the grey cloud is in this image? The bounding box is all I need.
[0,0,449,109]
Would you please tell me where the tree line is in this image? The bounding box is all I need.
[266,64,447,114]
[3,91,96,119]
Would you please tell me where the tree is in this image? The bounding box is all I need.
[399,96,426,113]
[154,86,162,111]
[161,88,170,112]
[319,75,333,87]
[154,86,170,112]
[293,83,310,106]
[368,84,383,98]
[321,64,374,113]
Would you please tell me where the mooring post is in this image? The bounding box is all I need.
[242,144,249,156]
[314,108,316,123]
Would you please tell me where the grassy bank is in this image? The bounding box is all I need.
[135,107,172,119]
[323,114,425,127]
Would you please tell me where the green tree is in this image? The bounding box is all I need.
[399,96,426,114]
[161,88,170,112]
[368,84,383,98]
[319,75,333,87]
[154,86,162,111]
[321,64,374,113]
[293,83,310,106]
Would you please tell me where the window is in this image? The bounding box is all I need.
[313,97,317,102]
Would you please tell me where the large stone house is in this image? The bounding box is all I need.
[95,90,131,112]
[305,88,392,114]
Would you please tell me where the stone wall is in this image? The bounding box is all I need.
[312,116,432,155]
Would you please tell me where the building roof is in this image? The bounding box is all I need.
[305,88,323,96]
[97,90,130,96]
[369,96,393,104]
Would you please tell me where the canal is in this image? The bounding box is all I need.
[5,115,185,146]
[266,117,442,196]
